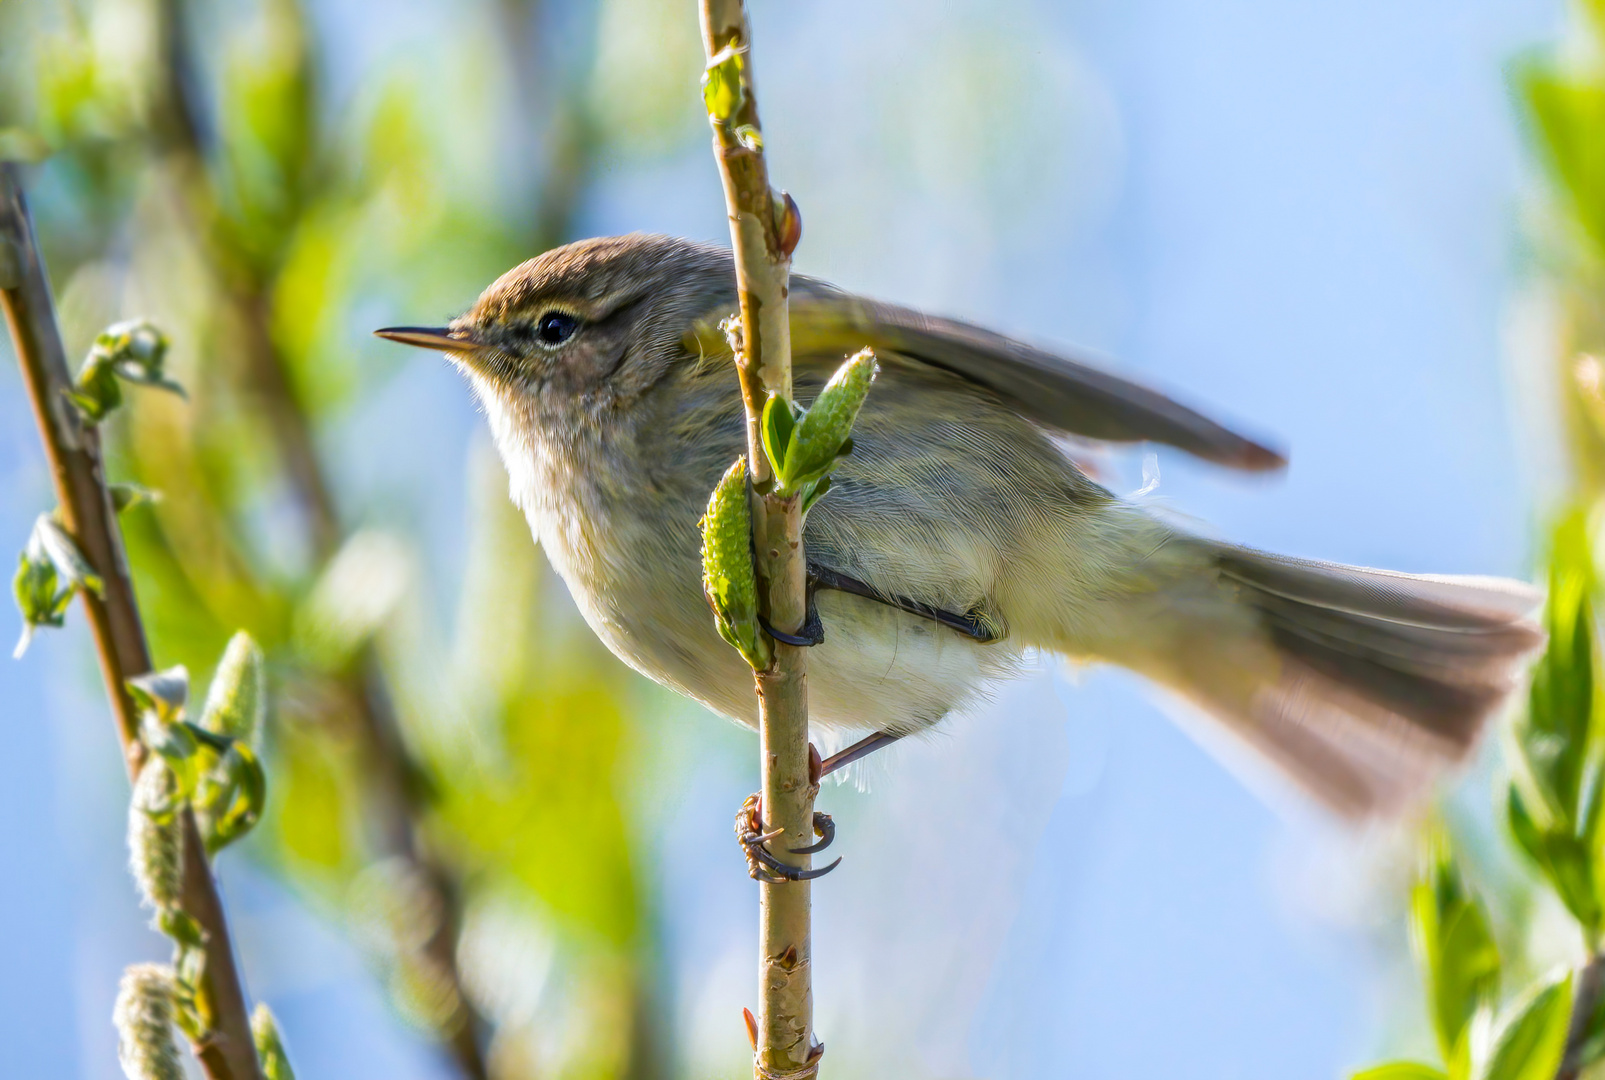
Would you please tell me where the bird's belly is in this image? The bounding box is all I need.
[563,560,1022,738]
[529,496,1023,738]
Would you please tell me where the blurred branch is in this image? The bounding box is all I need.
[1,164,265,1080]
[495,0,601,254]
[147,1,490,1075]
[1558,953,1605,1080]
[696,4,823,1078]
[495,8,679,1077]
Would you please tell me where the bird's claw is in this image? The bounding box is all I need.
[757,600,825,647]
[735,794,840,883]
[789,811,835,855]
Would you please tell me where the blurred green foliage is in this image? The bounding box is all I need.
[1355,8,1605,1079]
[0,0,705,1076]
[1412,838,1501,1072]
[1353,518,1596,1080]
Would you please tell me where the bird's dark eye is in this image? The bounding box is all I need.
[535,311,579,345]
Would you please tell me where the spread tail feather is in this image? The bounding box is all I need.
[1109,544,1543,819]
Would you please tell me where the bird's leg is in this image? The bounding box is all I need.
[758,565,1004,649]
[732,731,905,878]
[734,745,841,883]
[817,730,904,778]
[808,563,1004,644]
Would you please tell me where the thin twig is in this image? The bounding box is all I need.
[1,164,266,1080]
[696,4,821,1076]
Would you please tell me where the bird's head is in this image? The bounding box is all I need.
[376,233,732,415]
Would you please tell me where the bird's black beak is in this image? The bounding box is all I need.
[373,326,479,352]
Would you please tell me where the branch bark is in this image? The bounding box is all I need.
[696,5,820,1077]
[1,164,265,1080]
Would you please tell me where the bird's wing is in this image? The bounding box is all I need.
[782,279,1286,471]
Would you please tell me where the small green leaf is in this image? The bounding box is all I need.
[0,127,51,165]
[1507,784,1604,935]
[169,947,208,1039]
[698,457,770,671]
[799,474,833,519]
[1515,527,1593,830]
[1508,783,1548,868]
[155,909,204,950]
[761,395,798,482]
[127,666,191,725]
[252,1004,296,1080]
[109,484,161,514]
[1519,63,1605,260]
[1351,1064,1449,1080]
[1477,972,1573,1080]
[32,514,103,598]
[701,45,745,123]
[66,364,122,422]
[1412,839,1501,1063]
[12,547,70,658]
[199,740,267,852]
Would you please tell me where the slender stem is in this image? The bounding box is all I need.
[697,4,819,1076]
[1,165,265,1080]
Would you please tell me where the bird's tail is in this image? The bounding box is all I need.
[1081,540,1543,819]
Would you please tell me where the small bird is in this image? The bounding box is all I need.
[379,233,1541,819]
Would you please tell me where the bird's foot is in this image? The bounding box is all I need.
[734,793,840,883]
[757,598,825,647]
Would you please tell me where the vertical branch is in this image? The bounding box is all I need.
[1,165,265,1080]
[696,4,819,1077]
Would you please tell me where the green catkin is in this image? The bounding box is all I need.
[128,757,183,914]
[113,964,185,1080]
[699,457,770,670]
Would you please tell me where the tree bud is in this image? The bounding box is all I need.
[701,46,745,124]
[772,189,802,258]
[773,349,878,494]
[200,631,265,744]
